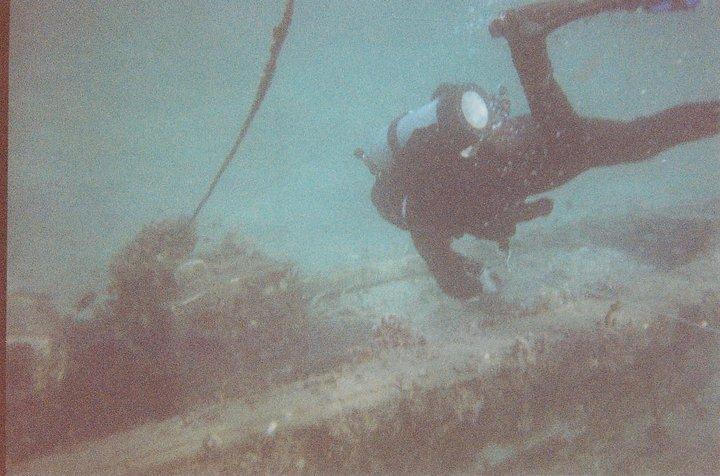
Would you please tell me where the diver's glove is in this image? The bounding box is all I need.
[433,255,500,300]
[460,257,501,297]
[479,268,501,295]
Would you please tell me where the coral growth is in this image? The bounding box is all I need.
[5,218,313,463]
[57,219,198,442]
[371,315,426,351]
[186,311,719,475]
[5,292,68,460]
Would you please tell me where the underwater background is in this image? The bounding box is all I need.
[9,0,719,301]
[7,1,720,473]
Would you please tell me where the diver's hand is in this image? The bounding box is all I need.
[438,271,500,300]
[459,256,499,294]
[515,198,553,222]
[460,257,501,297]
[411,231,502,300]
[487,198,553,252]
[435,259,503,300]
[434,258,485,300]
[478,268,501,295]
[437,274,482,300]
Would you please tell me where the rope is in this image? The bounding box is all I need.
[188,0,294,225]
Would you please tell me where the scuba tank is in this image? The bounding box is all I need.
[357,84,510,230]
[356,84,510,178]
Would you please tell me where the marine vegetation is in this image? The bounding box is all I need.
[164,305,720,475]
[7,216,720,473]
[371,315,427,351]
[6,218,313,463]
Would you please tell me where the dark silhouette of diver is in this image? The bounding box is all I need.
[357,0,719,299]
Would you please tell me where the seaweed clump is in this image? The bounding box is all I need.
[6,218,312,463]
[58,218,197,441]
[190,307,719,475]
[371,315,426,351]
[5,293,69,461]
[171,230,312,393]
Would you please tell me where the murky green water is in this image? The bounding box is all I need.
[7,3,720,471]
[9,0,719,299]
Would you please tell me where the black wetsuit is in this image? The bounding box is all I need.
[371,0,720,299]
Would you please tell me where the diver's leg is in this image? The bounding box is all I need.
[584,101,720,167]
[490,1,642,156]
[490,1,641,40]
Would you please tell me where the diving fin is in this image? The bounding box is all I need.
[643,0,699,13]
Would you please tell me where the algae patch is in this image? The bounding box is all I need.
[170,312,719,475]
[6,218,314,463]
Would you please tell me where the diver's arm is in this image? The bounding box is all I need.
[465,198,553,252]
[411,230,483,299]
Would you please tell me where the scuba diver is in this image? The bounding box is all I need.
[356,0,719,299]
